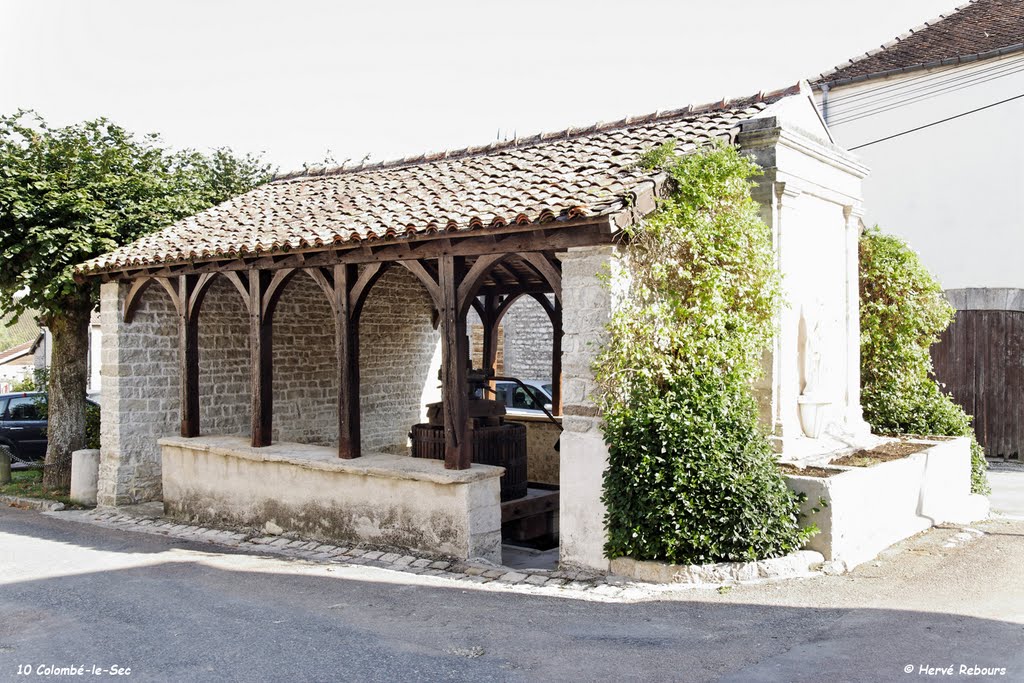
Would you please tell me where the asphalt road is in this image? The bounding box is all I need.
[989,461,1024,519]
[1,507,1022,683]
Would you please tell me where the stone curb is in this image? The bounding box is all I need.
[610,550,826,585]
[47,507,827,599]
[1,494,65,512]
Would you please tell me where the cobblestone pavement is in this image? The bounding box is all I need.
[50,505,656,601]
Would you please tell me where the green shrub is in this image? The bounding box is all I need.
[859,227,989,494]
[594,142,815,565]
[11,367,48,392]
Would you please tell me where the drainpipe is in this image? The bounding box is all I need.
[821,83,830,125]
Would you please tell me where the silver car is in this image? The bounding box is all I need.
[492,380,553,417]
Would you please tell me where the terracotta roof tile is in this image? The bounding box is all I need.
[79,85,801,275]
[812,0,1024,85]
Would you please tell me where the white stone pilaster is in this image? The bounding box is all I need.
[843,204,871,437]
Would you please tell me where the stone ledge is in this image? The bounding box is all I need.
[1,494,66,512]
[609,550,825,585]
[158,435,504,485]
[503,413,563,424]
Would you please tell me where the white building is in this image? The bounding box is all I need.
[811,0,1024,458]
[32,312,103,400]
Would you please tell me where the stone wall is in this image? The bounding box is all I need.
[161,435,503,563]
[501,296,554,383]
[98,281,180,506]
[272,274,337,446]
[504,415,561,486]
[198,277,250,438]
[359,266,442,453]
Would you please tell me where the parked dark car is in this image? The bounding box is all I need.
[0,392,99,467]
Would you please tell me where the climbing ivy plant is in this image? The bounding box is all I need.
[593,142,815,565]
[859,227,990,494]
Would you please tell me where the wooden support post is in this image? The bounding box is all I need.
[551,300,563,416]
[439,255,471,470]
[481,295,499,375]
[335,264,361,459]
[178,275,201,437]
[249,270,274,447]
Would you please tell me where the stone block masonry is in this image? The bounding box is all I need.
[358,266,441,453]
[98,281,180,506]
[556,245,619,572]
[271,274,337,446]
[198,277,250,438]
[160,435,504,563]
[502,295,554,383]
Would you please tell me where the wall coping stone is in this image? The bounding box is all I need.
[158,435,504,485]
[503,414,563,424]
[945,287,1024,312]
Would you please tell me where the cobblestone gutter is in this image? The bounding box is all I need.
[37,504,828,601]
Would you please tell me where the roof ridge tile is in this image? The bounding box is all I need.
[77,83,804,276]
[811,0,1023,85]
[272,83,801,182]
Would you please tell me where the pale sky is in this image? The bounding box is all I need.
[1,0,958,173]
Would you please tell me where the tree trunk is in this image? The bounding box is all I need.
[41,302,91,491]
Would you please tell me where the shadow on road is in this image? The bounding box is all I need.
[2,507,1023,682]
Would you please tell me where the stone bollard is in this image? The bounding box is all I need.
[70,449,101,506]
[0,447,10,485]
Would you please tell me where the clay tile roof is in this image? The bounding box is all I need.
[0,339,35,366]
[812,0,1024,86]
[78,84,802,275]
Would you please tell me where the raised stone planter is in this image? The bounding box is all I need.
[783,436,989,569]
[160,435,505,563]
[610,551,824,585]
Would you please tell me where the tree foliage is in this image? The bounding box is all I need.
[0,111,272,325]
[0,111,272,489]
[859,227,989,494]
[594,142,814,565]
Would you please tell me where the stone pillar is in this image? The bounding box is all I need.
[739,112,871,455]
[70,448,100,506]
[556,245,618,572]
[748,172,804,445]
[97,281,180,507]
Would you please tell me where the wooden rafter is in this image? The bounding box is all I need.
[349,262,391,319]
[457,253,507,316]
[304,267,337,317]
[398,260,442,309]
[97,219,615,282]
[518,252,562,304]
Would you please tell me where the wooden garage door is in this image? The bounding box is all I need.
[931,309,1024,458]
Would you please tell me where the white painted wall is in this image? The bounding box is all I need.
[34,320,104,398]
[817,53,1024,289]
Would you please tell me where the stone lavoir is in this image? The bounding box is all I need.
[79,81,963,572]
